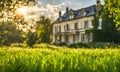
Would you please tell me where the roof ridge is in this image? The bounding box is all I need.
[73,4,96,11]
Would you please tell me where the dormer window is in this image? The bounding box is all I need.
[81,8,86,16]
[69,15,74,19]
[69,9,74,19]
[83,11,86,16]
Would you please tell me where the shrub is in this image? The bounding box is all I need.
[88,42,119,48]
[69,43,88,48]
[52,42,66,46]
[68,42,119,49]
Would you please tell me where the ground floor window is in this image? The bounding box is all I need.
[73,34,75,43]
[65,35,69,43]
[55,35,57,42]
[86,33,93,42]
[59,35,62,42]
[81,33,85,42]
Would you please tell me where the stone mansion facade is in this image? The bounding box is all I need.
[52,0,102,45]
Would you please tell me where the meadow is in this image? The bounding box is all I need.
[0,44,120,72]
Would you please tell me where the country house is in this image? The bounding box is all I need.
[53,0,102,45]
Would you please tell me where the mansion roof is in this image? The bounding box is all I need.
[54,5,97,24]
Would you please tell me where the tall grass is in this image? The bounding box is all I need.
[0,45,120,72]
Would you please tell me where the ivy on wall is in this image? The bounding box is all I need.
[86,5,120,43]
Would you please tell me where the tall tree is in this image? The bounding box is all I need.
[0,0,36,32]
[104,0,120,29]
[92,3,120,43]
[37,16,52,43]
[0,21,24,46]
[26,16,52,47]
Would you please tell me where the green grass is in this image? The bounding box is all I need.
[0,44,120,72]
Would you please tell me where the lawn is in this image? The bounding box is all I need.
[0,44,120,72]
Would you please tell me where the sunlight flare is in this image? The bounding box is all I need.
[16,6,27,15]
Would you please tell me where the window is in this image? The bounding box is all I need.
[67,24,69,30]
[59,35,62,42]
[64,24,69,31]
[73,35,75,43]
[65,35,69,43]
[83,11,86,16]
[69,15,74,19]
[59,26,61,32]
[86,33,93,42]
[55,35,57,42]
[55,27,57,33]
[87,33,90,42]
[55,26,61,33]
[80,22,84,29]
[81,33,85,41]
[69,9,74,19]
[88,20,93,28]
[74,23,78,29]
[84,21,88,28]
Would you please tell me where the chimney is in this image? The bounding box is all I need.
[59,11,61,17]
[96,0,101,12]
[66,7,69,12]
[96,0,101,6]
[97,0,100,3]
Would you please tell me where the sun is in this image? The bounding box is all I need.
[17,7,27,14]
[15,6,28,18]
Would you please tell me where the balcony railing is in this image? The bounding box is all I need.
[54,26,93,35]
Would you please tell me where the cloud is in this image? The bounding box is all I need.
[15,1,66,32]
[36,1,65,20]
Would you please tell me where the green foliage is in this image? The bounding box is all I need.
[26,16,52,47]
[36,16,52,43]
[87,42,119,48]
[27,32,37,47]
[68,42,119,48]
[0,0,35,11]
[69,43,88,48]
[0,0,36,32]
[104,0,120,29]
[1,46,120,72]
[0,21,24,46]
[53,42,66,46]
[92,4,120,43]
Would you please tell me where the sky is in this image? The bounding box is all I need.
[13,0,104,32]
[36,0,104,20]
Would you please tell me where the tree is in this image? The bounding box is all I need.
[26,16,52,47]
[27,32,37,47]
[0,21,24,46]
[104,0,120,29]
[0,0,40,46]
[92,3,120,43]
[36,16,52,43]
[0,0,37,32]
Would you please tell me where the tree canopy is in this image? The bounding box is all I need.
[104,0,120,30]
[92,1,120,43]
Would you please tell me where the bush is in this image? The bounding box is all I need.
[10,43,27,47]
[69,43,88,48]
[27,32,37,47]
[88,42,119,48]
[52,42,66,46]
[68,42,119,49]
